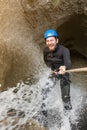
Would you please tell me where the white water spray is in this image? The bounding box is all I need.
[0,70,87,130]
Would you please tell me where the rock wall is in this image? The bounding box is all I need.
[0,0,87,89]
[0,0,44,89]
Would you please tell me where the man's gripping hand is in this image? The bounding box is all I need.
[59,66,66,75]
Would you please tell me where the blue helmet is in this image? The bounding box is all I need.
[44,29,59,39]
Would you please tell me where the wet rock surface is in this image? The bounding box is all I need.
[0,118,48,130]
[0,0,43,89]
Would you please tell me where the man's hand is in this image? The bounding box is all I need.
[59,66,66,75]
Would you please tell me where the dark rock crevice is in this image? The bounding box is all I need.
[57,14,87,57]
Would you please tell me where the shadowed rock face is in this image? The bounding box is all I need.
[0,0,87,89]
[58,14,87,57]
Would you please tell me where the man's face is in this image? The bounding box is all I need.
[46,37,58,51]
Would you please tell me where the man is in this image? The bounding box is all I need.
[43,29,72,110]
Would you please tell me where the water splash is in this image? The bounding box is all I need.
[0,70,87,130]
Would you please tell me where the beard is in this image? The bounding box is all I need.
[48,44,56,51]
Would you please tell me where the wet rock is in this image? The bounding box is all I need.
[18,119,48,130]
[0,118,48,130]
[0,0,43,89]
[0,117,9,126]
[13,81,24,93]
[13,88,19,93]
[23,75,39,86]
[7,109,25,118]
[11,118,20,126]
[18,111,25,118]
[7,109,17,116]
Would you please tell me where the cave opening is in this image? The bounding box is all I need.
[57,14,87,58]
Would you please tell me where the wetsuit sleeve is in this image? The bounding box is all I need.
[63,48,71,69]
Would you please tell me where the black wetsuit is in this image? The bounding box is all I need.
[43,44,72,110]
[43,44,71,71]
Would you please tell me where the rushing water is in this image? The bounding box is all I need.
[0,54,87,130]
[0,72,87,130]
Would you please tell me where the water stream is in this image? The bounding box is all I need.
[0,55,87,130]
